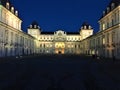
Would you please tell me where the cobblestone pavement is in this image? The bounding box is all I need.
[0,55,120,90]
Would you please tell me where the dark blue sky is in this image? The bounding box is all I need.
[11,0,110,33]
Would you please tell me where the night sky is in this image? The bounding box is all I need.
[11,0,110,33]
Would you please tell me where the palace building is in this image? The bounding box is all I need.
[80,0,120,59]
[28,21,93,54]
[0,0,120,59]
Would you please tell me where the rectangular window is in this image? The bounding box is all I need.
[102,35,105,45]
[102,23,105,30]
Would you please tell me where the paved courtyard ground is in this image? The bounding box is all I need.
[0,55,120,90]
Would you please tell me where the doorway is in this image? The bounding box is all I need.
[55,42,65,54]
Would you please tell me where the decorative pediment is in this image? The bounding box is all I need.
[54,30,67,41]
[55,30,66,36]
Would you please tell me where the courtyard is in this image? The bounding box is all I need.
[0,55,120,90]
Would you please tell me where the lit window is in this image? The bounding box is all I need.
[34,25,37,28]
[84,26,87,29]
[71,45,74,48]
[68,37,69,40]
[11,7,14,13]
[102,23,105,30]
[50,44,52,47]
[6,2,10,9]
[89,25,91,29]
[68,45,70,48]
[15,11,18,16]
[102,35,105,45]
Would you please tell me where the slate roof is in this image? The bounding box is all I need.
[81,22,91,29]
[100,0,120,19]
[109,0,120,6]
[79,22,92,30]
[41,31,80,35]
[0,0,8,6]
[28,21,41,29]
[0,0,12,8]
[67,32,79,35]
[31,21,39,26]
[0,0,19,18]
[41,32,54,34]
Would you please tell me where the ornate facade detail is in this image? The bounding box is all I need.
[0,0,120,59]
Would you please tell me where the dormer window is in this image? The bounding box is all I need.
[6,2,10,9]
[103,11,105,16]
[107,7,110,13]
[84,26,86,29]
[15,10,18,16]
[111,3,115,10]
[34,25,37,28]
[81,26,83,30]
[89,25,91,29]
[11,7,14,13]
[30,25,32,28]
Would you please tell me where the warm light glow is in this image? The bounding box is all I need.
[102,23,105,30]
[103,38,105,44]
[55,42,65,48]
[15,11,18,16]
[92,50,95,55]
[6,2,10,9]
[55,42,65,54]
[11,7,14,13]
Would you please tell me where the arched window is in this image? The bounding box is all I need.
[30,25,32,28]
[15,11,18,16]
[34,25,37,28]
[84,26,87,29]
[89,25,91,29]
[6,2,10,9]
[11,7,14,13]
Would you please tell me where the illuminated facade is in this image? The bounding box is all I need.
[0,0,40,57]
[80,0,120,59]
[0,0,93,57]
[28,22,93,54]
[0,0,120,59]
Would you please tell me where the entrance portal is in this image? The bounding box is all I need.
[55,42,65,54]
[58,51,61,54]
